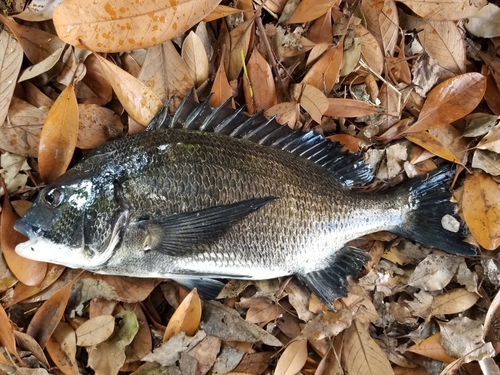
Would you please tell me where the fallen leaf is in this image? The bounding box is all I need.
[26,270,83,348]
[182,31,209,88]
[287,0,336,23]
[408,254,461,291]
[404,73,487,134]
[0,185,47,286]
[477,122,500,153]
[302,41,343,93]
[75,315,115,347]
[143,331,206,367]
[354,24,384,76]
[45,322,78,375]
[183,335,221,375]
[308,11,333,45]
[77,104,123,149]
[361,0,398,56]
[484,289,500,354]
[38,81,79,182]
[462,170,500,250]
[406,131,463,164]
[0,304,22,363]
[430,288,479,316]
[463,113,499,137]
[203,5,242,22]
[163,288,202,342]
[406,333,456,362]
[53,0,220,52]
[94,53,163,127]
[343,318,394,375]
[275,339,308,375]
[297,310,353,341]
[243,48,277,114]
[291,84,328,124]
[465,3,500,38]
[210,53,234,108]
[14,331,49,368]
[397,0,487,21]
[228,19,254,81]
[0,30,23,129]
[265,102,300,128]
[325,98,378,117]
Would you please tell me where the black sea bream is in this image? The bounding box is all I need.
[14,92,476,309]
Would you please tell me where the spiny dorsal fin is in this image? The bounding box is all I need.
[146,90,373,187]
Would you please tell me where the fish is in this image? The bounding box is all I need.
[14,91,477,309]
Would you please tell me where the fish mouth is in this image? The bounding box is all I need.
[14,219,40,239]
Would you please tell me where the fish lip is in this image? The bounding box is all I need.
[14,219,39,239]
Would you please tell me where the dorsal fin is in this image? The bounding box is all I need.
[145,90,374,187]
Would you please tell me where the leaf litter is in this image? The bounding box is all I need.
[0,0,499,374]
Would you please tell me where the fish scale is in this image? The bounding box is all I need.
[15,91,477,310]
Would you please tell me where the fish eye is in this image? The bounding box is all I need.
[43,188,64,208]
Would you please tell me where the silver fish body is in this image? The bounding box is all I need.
[15,94,476,308]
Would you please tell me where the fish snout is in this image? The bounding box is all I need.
[14,219,40,239]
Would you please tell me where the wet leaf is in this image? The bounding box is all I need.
[463,170,500,250]
[76,104,123,149]
[343,318,394,375]
[163,288,202,342]
[275,339,308,375]
[404,73,487,134]
[1,186,47,286]
[26,270,82,348]
[406,333,456,362]
[38,81,78,182]
[75,315,115,346]
[53,0,220,52]
[94,53,163,127]
[287,0,336,24]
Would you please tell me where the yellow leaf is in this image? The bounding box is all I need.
[275,339,308,375]
[406,131,462,165]
[463,170,500,250]
[163,288,202,342]
[343,319,394,375]
[53,0,220,53]
[94,53,163,126]
[38,82,79,183]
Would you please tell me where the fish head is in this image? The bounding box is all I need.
[14,168,127,270]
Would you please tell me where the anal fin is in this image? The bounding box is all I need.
[297,246,370,310]
[171,277,225,300]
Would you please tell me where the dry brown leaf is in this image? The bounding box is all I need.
[26,270,83,348]
[75,315,115,347]
[0,30,23,128]
[378,83,401,132]
[484,65,500,115]
[287,0,336,24]
[302,41,343,93]
[228,19,254,81]
[80,54,113,105]
[315,346,342,375]
[343,318,394,375]
[477,122,500,152]
[417,20,466,75]
[243,48,277,114]
[45,322,78,375]
[396,0,487,20]
[408,254,461,292]
[0,304,22,363]
[405,131,462,164]
[327,134,362,152]
[183,335,221,375]
[462,170,500,250]
[163,288,202,342]
[354,24,384,76]
[1,186,47,286]
[430,288,480,316]
[265,102,300,128]
[484,289,500,354]
[94,53,163,127]
[210,55,234,108]
[204,5,242,22]
[291,84,328,124]
[53,0,220,52]
[123,303,152,361]
[38,81,78,183]
[325,98,378,117]
[0,97,44,157]
[77,104,123,149]
[14,331,49,368]
[404,73,487,134]
[308,10,333,44]
[182,31,210,88]
[406,333,456,363]
[361,0,398,56]
[275,339,308,375]
[239,296,284,325]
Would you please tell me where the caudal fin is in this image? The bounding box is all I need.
[396,166,477,256]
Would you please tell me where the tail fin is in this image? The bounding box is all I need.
[395,166,477,256]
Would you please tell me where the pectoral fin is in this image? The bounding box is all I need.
[297,246,370,310]
[137,197,278,256]
[171,277,225,300]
